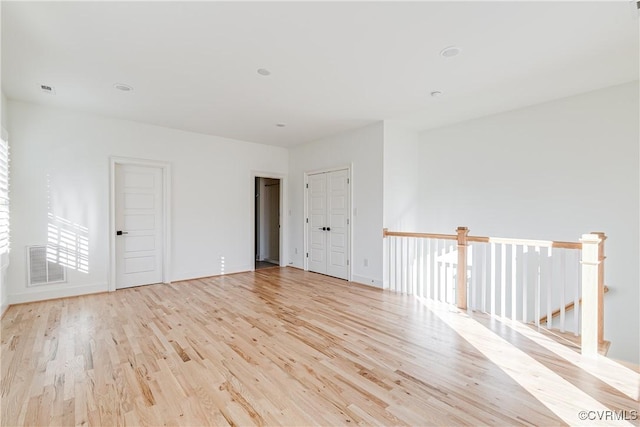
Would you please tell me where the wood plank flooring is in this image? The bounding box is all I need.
[1,268,638,426]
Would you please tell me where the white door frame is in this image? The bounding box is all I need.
[109,157,172,292]
[303,164,353,281]
[250,171,287,269]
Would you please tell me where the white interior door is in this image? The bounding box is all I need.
[326,169,349,279]
[115,164,163,289]
[306,169,349,280]
[307,173,327,274]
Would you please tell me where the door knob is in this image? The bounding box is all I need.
[116,230,129,236]
[326,227,331,231]
[319,227,326,231]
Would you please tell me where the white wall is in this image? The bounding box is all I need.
[0,91,8,316]
[417,82,639,363]
[288,122,384,287]
[382,121,420,289]
[383,121,420,231]
[8,100,288,303]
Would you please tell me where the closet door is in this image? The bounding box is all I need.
[306,169,349,280]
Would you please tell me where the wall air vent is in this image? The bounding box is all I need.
[40,84,55,95]
[27,246,66,287]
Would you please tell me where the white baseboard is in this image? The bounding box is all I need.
[9,282,108,305]
[172,264,253,283]
[1,298,8,317]
[264,258,280,265]
[351,275,384,289]
[1,264,8,315]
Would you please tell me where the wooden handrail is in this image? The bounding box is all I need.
[384,228,581,250]
[539,285,609,324]
[384,226,606,355]
[383,229,457,240]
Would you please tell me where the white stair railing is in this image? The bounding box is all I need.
[383,227,606,356]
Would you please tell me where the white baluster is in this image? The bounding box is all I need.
[522,246,528,323]
[482,244,487,313]
[426,239,432,300]
[501,243,506,318]
[535,246,541,328]
[491,243,496,317]
[439,243,445,303]
[395,237,400,293]
[445,244,450,304]
[402,238,408,294]
[389,237,394,292]
[443,243,448,303]
[450,241,455,304]
[434,240,440,302]
[411,237,420,295]
[390,237,395,292]
[409,238,413,295]
[405,237,410,294]
[511,244,517,321]
[574,250,580,336]
[471,245,477,311]
[418,238,424,298]
[546,247,553,329]
[560,250,566,333]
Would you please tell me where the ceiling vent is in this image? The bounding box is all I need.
[40,84,55,95]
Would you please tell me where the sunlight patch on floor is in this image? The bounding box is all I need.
[418,297,634,427]
[499,318,639,401]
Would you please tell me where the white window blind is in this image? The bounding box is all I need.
[0,128,9,262]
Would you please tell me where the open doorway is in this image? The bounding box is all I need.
[254,177,281,270]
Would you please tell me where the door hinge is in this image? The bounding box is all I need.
[306,253,309,258]
[347,178,350,184]
[347,219,349,225]
[306,218,309,223]
[306,183,309,189]
[347,259,350,266]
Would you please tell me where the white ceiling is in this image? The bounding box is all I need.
[2,1,638,147]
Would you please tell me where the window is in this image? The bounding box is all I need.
[0,128,9,268]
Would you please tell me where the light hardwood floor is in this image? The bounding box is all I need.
[1,268,638,426]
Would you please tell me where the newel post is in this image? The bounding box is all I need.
[456,227,469,310]
[580,233,602,357]
[592,232,606,344]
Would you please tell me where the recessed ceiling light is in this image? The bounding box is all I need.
[440,46,461,58]
[114,83,133,92]
[276,123,286,127]
[257,68,271,76]
[40,84,55,95]
[430,91,443,98]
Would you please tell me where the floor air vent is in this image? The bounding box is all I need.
[27,245,66,286]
